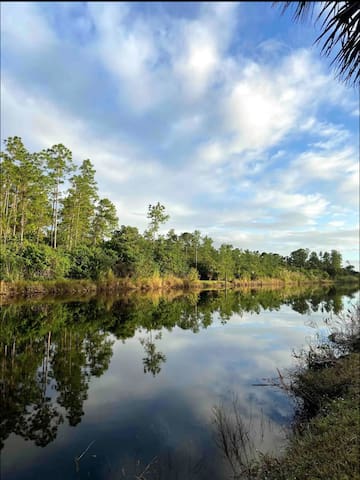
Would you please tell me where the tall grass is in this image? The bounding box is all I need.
[211,304,360,480]
[0,268,336,301]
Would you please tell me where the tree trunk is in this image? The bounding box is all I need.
[12,190,18,238]
[53,176,60,249]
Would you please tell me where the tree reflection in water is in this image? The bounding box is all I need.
[0,283,358,450]
[140,332,166,377]
[1,302,114,448]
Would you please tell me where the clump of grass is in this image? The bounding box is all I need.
[212,396,257,479]
[183,268,201,289]
[260,304,360,479]
[260,352,360,480]
[211,304,360,480]
[162,274,185,289]
[289,304,360,418]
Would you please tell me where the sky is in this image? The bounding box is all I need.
[1,2,359,267]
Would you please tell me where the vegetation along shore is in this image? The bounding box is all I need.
[0,137,358,301]
[213,304,360,479]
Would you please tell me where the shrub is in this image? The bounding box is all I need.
[68,245,117,280]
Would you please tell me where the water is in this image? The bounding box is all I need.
[1,285,358,479]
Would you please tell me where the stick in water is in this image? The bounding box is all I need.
[74,440,96,472]
[76,440,96,461]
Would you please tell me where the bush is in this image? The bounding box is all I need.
[0,242,71,280]
[187,267,200,282]
[67,245,117,280]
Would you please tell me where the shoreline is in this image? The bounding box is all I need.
[0,276,338,303]
[259,316,360,479]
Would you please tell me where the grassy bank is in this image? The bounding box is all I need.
[0,271,335,301]
[261,354,360,479]
[211,305,360,479]
[257,306,360,479]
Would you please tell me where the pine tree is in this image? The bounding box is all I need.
[0,137,49,244]
[91,198,118,244]
[59,160,98,249]
[42,144,74,248]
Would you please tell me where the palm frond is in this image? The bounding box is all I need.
[274,1,360,86]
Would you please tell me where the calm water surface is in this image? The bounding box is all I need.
[1,286,358,479]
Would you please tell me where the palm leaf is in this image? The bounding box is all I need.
[274,1,360,86]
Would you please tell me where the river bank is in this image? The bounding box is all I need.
[0,274,337,302]
[248,305,360,479]
[264,353,359,479]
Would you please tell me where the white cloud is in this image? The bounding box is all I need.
[83,2,239,110]
[173,3,238,99]
[196,141,228,166]
[1,75,159,195]
[329,221,344,227]
[175,23,220,99]
[222,49,336,153]
[253,191,329,219]
[171,114,203,135]
[1,2,358,266]
[1,2,55,50]
[279,124,359,207]
[293,148,355,182]
[86,3,163,112]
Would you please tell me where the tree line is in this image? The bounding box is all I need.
[0,137,356,283]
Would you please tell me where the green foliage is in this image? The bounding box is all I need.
[92,198,118,244]
[197,236,218,280]
[59,159,99,249]
[145,202,169,240]
[288,248,309,268]
[255,305,360,479]
[0,137,51,244]
[68,245,117,280]
[218,244,234,281]
[1,136,356,286]
[262,352,360,479]
[106,225,157,278]
[187,267,200,282]
[41,143,74,248]
[0,242,70,281]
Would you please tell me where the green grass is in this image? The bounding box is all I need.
[259,352,360,480]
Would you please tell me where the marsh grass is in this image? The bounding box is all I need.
[211,304,360,480]
[259,351,360,480]
[0,267,336,301]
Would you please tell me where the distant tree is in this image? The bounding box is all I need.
[288,248,309,268]
[328,249,342,276]
[197,236,218,280]
[0,137,49,244]
[218,244,235,283]
[320,251,331,273]
[145,202,169,240]
[67,245,116,280]
[108,226,155,277]
[345,263,356,274]
[91,198,118,244]
[192,230,201,270]
[154,229,188,276]
[277,2,360,86]
[59,159,98,249]
[307,251,321,270]
[42,144,74,249]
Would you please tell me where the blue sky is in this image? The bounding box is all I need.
[1,2,359,266]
